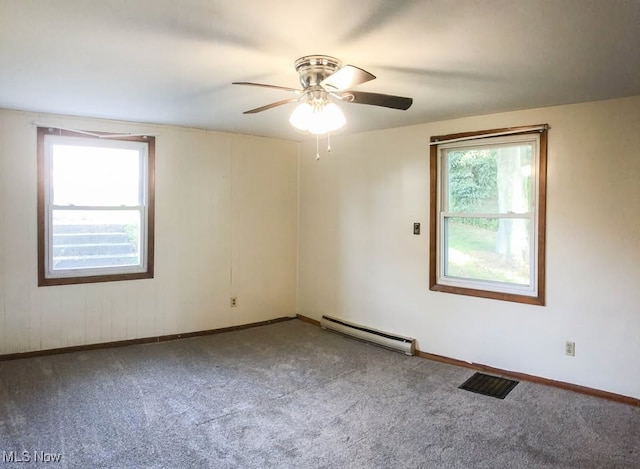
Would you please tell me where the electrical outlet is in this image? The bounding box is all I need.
[565,341,575,356]
[230,297,238,308]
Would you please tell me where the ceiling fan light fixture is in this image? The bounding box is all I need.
[234,54,412,142]
[289,101,313,131]
[289,100,345,135]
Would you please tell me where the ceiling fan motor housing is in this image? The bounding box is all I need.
[295,55,342,88]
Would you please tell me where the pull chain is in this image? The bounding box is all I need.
[327,132,332,153]
[316,134,320,161]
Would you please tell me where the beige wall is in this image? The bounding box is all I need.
[298,96,640,399]
[0,109,298,354]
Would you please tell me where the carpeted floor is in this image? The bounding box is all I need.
[0,319,638,468]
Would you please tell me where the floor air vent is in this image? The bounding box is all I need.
[459,372,518,399]
[320,315,415,356]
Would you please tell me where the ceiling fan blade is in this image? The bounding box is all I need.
[320,65,376,91]
[232,82,301,93]
[340,91,413,110]
[243,98,299,114]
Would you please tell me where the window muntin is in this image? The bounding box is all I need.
[38,128,155,286]
[430,127,547,305]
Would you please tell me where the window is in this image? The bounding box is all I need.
[429,125,547,305]
[37,127,155,286]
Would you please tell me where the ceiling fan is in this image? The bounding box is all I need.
[232,55,413,135]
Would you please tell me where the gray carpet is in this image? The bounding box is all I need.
[0,319,638,468]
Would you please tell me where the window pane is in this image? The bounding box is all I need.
[445,217,530,286]
[446,143,533,214]
[51,210,141,271]
[52,144,140,206]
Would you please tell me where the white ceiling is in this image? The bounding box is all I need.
[1,0,639,141]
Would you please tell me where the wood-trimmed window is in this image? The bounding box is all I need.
[429,125,548,305]
[37,127,155,286]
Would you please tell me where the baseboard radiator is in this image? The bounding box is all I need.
[320,315,415,356]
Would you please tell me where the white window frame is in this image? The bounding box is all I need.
[429,126,547,305]
[37,128,155,286]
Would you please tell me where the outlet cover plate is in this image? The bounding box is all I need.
[565,341,575,356]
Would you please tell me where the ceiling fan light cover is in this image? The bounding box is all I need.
[289,102,313,131]
[289,101,346,135]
